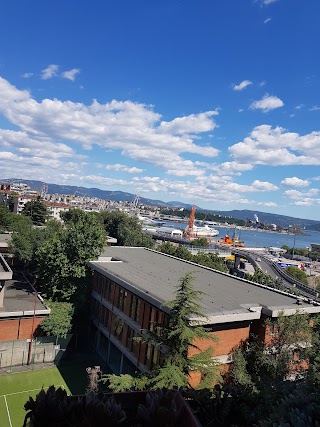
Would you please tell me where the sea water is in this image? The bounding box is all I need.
[162,221,320,249]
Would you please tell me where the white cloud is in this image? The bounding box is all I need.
[295,104,304,110]
[229,125,320,166]
[281,177,310,187]
[250,94,284,112]
[259,0,278,4]
[22,72,33,78]
[264,18,272,24]
[158,111,219,136]
[62,68,80,81]
[233,80,252,91]
[79,175,128,187]
[259,81,267,87]
[251,180,278,191]
[41,64,59,80]
[212,161,253,176]
[283,188,320,209]
[309,105,320,111]
[0,76,220,180]
[105,163,144,173]
[257,201,278,207]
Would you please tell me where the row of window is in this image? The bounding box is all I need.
[91,297,162,371]
[92,272,167,331]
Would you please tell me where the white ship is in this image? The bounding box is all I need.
[185,224,219,238]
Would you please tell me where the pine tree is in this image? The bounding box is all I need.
[105,273,220,391]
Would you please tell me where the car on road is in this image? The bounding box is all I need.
[256,257,262,262]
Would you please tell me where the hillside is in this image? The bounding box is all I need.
[1,178,319,229]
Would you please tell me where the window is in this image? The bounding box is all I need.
[117,288,127,313]
[113,317,124,341]
[125,327,136,354]
[130,296,136,319]
[135,299,141,323]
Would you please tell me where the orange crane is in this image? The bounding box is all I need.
[185,205,196,238]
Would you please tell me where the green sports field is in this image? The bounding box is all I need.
[0,367,76,427]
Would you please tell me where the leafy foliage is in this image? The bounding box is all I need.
[157,242,228,273]
[35,212,106,301]
[286,265,309,285]
[99,211,154,247]
[137,389,187,427]
[40,301,73,337]
[190,237,209,247]
[21,197,48,225]
[247,269,292,293]
[23,386,127,427]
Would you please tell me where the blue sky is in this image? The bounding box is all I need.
[0,0,320,220]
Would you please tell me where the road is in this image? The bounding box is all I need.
[236,249,318,299]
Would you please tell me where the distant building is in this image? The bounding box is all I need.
[88,247,320,386]
[311,243,320,253]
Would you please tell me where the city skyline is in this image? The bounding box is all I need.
[0,1,320,220]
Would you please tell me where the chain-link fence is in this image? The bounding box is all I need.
[0,334,73,371]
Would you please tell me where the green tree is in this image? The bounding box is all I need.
[10,220,62,269]
[190,237,209,247]
[40,302,73,337]
[0,204,11,231]
[22,198,48,225]
[156,242,178,256]
[286,266,309,285]
[99,211,154,247]
[105,273,220,391]
[36,213,106,302]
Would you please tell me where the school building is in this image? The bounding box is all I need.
[88,247,320,385]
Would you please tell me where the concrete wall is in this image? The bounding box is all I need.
[0,339,60,368]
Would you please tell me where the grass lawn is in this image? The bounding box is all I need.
[0,367,73,427]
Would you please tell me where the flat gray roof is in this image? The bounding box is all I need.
[0,275,49,317]
[90,247,320,323]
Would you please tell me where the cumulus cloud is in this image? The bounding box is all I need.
[284,188,320,206]
[229,125,320,166]
[22,72,33,78]
[212,161,253,176]
[251,180,278,191]
[41,64,59,80]
[309,105,320,111]
[0,76,221,181]
[233,80,252,91]
[158,111,219,135]
[105,163,144,173]
[250,94,284,112]
[281,177,310,187]
[62,68,80,81]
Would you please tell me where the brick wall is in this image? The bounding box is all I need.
[188,321,251,358]
[0,317,45,340]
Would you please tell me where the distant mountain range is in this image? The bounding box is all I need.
[2,178,320,229]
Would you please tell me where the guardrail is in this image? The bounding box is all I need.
[235,249,318,299]
[271,262,318,298]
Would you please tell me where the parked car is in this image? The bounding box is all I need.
[256,257,261,262]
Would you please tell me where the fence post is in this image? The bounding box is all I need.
[9,340,14,373]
